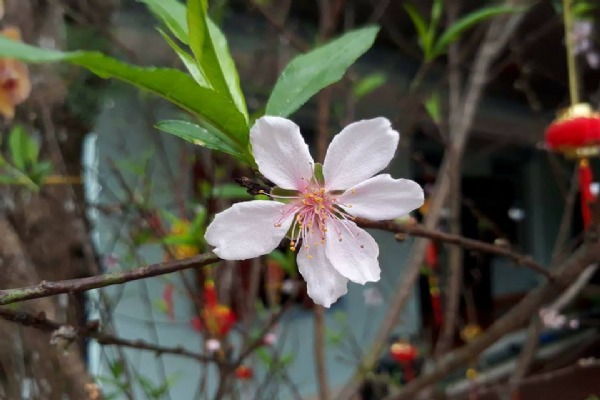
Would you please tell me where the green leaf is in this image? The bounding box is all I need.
[162,235,197,246]
[353,72,386,99]
[9,125,38,171]
[266,26,379,117]
[424,91,441,124]
[143,0,248,121]
[188,207,206,235]
[30,161,54,185]
[427,0,443,52]
[109,360,125,379]
[207,19,248,122]
[138,0,189,44]
[572,1,597,17]
[156,120,249,161]
[187,0,208,64]
[404,4,431,56]
[431,5,523,59]
[0,36,249,145]
[159,29,209,86]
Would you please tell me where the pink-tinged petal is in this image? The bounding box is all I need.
[324,219,380,284]
[337,174,424,220]
[205,200,293,260]
[323,118,399,191]
[297,229,348,307]
[250,116,314,190]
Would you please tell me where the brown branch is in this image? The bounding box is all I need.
[356,219,554,281]
[438,0,464,357]
[383,232,600,400]
[0,307,213,363]
[335,9,533,397]
[0,252,220,306]
[464,358,600,399]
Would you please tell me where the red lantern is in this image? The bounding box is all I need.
[390,341,418,381]
[545,103,600,227]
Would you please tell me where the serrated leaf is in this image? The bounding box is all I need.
[156,120,249,161]
[142,0,247,121]
[0,37,249,145]
[431,5,524,59]
[187,0,208,64]
[266,26,379,117]
[159,29,209,86]
[138,0,188,44]
[207,19,248,122]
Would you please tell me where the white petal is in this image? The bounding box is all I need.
[337,174,424,220]
[205,200,293,260]
[324,219,380,284]
[323,118,399,191]
[250,116,315,190]
[297,231,348,308]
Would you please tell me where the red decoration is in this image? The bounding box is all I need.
[545,103,600,227]
[193,280,236,337]
[235,365,253,380]
[390,342,417,363]
[390,341,418,381]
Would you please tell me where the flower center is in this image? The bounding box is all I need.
[271,180,356,255]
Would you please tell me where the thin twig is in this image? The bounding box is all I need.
[335,8,531,398]
[0,307,213,363]
[356,219,553,281]
[0,252,220,306]
[383,234,600,400]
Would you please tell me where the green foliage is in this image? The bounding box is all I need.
[136,371,181,399]
[405,2,524,62]
[432,5,523,57]
[551,0,597,17]
[266,26,380,117]
[424,91,441,124]
[8,125,38,171]
[141,0,248,120]
[0,125,53,189]
[211,183,253,199]
[156,120,248,162]
[0,0,381,166]
[0,37,248,146]
[353,72,387,99]
[160,208,207,248]
[138,0,189,44]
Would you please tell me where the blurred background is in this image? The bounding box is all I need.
[0,0,600,399]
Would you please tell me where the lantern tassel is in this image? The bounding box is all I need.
[579,158,594,227]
